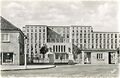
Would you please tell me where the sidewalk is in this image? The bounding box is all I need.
[0,65,56,71]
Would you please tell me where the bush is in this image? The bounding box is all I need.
[68,60,74,65]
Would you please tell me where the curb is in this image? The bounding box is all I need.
[1,65,56,71]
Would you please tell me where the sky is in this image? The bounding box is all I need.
[1,0,119,32]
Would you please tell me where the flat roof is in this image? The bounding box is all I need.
[25,25,92,27]
[93,31,120,33]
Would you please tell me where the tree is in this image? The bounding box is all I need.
[73,47,82,60]
[40,44,48,61]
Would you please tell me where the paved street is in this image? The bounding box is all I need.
[1,64,119,78]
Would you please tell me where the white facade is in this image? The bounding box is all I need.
[23,25,120,64]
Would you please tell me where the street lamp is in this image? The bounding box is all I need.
[24,36,27,69]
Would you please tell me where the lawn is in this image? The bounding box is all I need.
[1,64,119,78]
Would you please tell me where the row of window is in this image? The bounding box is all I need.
[72,30,92,33]
[72,34,90,38]
[47,38,69,43]
[92,34,118,38]
[92,44,117,49]
[92,39,117,43]
[55,54,68,59]
[26,26,45,28]
[47,34,69,38]
[53,45,66,52]
[74,43,118,49]
[72,26,92,30]
[26,29,45,32]
[97,53,103,60]
[72,39,118,44]
[72,33,118,39]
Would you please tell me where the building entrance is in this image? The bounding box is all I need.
[84,52,91,64]
[108,52,115,64]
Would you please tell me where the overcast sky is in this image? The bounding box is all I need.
[1,0,119,32]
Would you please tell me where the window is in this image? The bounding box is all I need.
[80,39,82,43]
[67,34,69,38]
[76,33,78,37]
[84,30,86,33]
[80,44,82,48]
[107,39,109,43]
[115,34,117,38]
[92,34,94,38]
[88,39,90,43]
[72,30,74,33]
[107,44,109,49]
[61,45,63,52]
[80,34,82,38]
[115,44,117,48]
[3,53,13,63]
[96,39,98,43]
[104,34,106,38]
[84,34,86,38]
[96,34,98,38]
[56,45,57,52]
[111,34,113,38]
[35,33,37,40]
[111,44,113,49]
[107,34,109,38]
[115,39,117,43]
[103,44,105,49]
[31,29,33,32]
[104,39,105,43]
[67,28,69,33]
[35,29,37,32]
[39,33,41,39]
[39,29,41,32]
[43,33,45,39]
[72,33,74,37]
[64,45,66,52]
[66,54,69,59]
[2,33,10,42]
[76,30,78,33]
[80,30,82,33]
[100,39,102,43]
[100,34,102,38]
[43,29,45,32]
[76,39,78,43]
[55,54,59,59]
[27,29,29,32]
[111,39,113,43]
[97,53,103,60]
[53,45,55,52]
[92,44,94,48]
[100,44,102,48]
[92,39,94,43]
[88,34,90,38]
[88,30,90,32]
[59,45,60,52]
[84,39,86,43]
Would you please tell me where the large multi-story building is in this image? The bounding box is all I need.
[23,25,120,64]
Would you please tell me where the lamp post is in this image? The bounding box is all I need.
[24,36,27,69]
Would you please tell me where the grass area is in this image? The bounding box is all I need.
[1,64,119,77]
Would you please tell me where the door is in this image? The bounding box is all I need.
[109,52,115,64]
[48,54,54,64]
[84,52,91,64]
